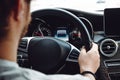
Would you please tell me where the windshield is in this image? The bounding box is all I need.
[31,0,120,14]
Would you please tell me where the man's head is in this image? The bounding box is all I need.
[0,0,31,40]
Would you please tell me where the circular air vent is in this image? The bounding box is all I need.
[99,39,118,57]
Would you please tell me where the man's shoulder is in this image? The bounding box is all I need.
[0,59,47,80]
[0,59,90,80]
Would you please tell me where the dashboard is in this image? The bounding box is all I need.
[18,8,120,80]
[26,9,95,49]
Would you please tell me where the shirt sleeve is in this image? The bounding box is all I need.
[22,67,91,80]
[47,74,91,80]
[0,59,91,80]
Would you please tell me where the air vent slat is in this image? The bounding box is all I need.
[103,50,115,54]
[103,43,114,46]
[102,47,116,49]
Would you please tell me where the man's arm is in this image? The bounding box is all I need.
[78,43,100,80]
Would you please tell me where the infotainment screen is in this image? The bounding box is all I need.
[104,8,120,37]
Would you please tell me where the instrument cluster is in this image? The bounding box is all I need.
[27,17,84,49]
[26,13,93,49]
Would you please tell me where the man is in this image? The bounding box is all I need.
[0,0,100,80]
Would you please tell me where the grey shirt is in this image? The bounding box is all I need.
[0,59,90,80]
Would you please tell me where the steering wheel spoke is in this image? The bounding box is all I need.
[66,43,80,62]
[17,37,34,67]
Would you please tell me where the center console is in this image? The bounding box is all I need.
[98,8,120,80]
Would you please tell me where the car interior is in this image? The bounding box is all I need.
[17,0,120,80]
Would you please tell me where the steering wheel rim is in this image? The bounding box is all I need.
[31,8,92,49]
[18,8,93,74]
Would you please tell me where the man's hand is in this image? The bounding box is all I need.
[78,43,100,73]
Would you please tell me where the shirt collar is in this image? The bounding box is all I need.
[0,59,19,68]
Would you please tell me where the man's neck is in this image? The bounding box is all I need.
[0,36,19,62]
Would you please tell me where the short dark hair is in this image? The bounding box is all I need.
[0,0,16,27]
[0,0,31,39]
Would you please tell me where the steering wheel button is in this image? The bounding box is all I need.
[19,39,28,49]
[17,55,23,59]
[22,54,28,59]
[69,55,78,60]
[69,49,80,60]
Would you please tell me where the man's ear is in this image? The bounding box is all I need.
[13,0,24,21]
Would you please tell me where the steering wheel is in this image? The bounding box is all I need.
[18,8,92,74]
